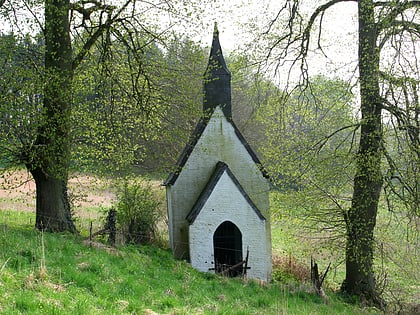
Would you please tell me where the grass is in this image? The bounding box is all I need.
[0,211,380,315]
[1,172,417,314]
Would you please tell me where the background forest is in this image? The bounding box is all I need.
[0,0,419,313]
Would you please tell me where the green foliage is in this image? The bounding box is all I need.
[0,34,44,168]
[0,7,206,179]
[252,0,419,302]
[383,121,420,219]
[135,38,205,174]
[269,192,420,310]
[115,178,161,245]
[227,52,282,152]
[373,206,420,309]
[70,34,206,176]
[0,31,206,179]
[270,191,347,293]
[257,75,356,191]
[257,76,357,241]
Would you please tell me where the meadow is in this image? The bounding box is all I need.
[0,171,417,314]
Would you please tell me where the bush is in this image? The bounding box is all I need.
[272,254,311,283]
[115,179,161,245]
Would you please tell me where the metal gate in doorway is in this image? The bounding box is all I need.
[213,221,243,277]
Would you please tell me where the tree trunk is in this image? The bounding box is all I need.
[27,0,76,232]
[31,168,76,232]
[342,0,383,305]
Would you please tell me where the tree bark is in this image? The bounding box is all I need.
[342,0,383,305]
[31,168,76,232]
[27,0,76,232]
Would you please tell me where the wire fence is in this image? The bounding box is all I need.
[1,209,250,255]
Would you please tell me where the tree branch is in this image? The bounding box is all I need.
[375,1,420,9]
[72,18,112,70]
[378,19,420,50]
[313,123,360,153]
[70,0,115,26]
[301,0,357,59]
[71,0,133,70]
[377,1,420,33]
[394,20,420,35]
[380,70,419,87]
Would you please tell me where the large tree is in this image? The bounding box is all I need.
[0,0,193,232]
[256,0,419,305]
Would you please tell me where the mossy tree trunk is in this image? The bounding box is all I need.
[28,0,76,232]
[342,0,383,303]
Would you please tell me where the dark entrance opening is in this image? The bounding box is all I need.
[213,221,243,277]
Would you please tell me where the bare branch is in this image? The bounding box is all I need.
[263,2,288,36]
[300,0,357,64]
[378,19,420,50]
[375,0,420,9]
[71,0,133,70]
[21,0,44,32]
[70,0,116,27]
[72,18,113,70]
[313,124,360,153]
[377,1,420,33]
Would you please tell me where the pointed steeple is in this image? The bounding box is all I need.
[203,23,232,119]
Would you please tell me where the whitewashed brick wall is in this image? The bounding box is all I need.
[166,106,272,280]
[189,170,272,281]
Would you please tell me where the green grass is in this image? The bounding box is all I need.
[2,179,416,314]
[0,212,380,315]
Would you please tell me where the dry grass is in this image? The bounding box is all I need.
[0,170,115,233]
[272,254,311,282]
[0,170,36,211]
[0,169,168,243]
[0,169,115,214]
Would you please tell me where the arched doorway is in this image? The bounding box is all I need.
[213,221,243,277]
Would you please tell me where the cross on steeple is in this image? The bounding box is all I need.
[203,22,232,119]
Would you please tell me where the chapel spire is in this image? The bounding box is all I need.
[203,22,232,119]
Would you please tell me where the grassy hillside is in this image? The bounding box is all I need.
[1,172,417,314]
[0,212,379,315]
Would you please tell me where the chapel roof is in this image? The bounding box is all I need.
[163,109,269,186]
[186,161,266,224]
[203,22,232,118]
[163,25,269,186]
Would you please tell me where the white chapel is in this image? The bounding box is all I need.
[164,24,272,281]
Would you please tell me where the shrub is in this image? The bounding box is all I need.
[115,179,161,245]
[272,254,311,283]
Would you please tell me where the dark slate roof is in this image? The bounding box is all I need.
[163,23,269,186]
[186,161,266,224]
[206,22,229,76]
[162,108,269,186]
[203,22,232,119]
